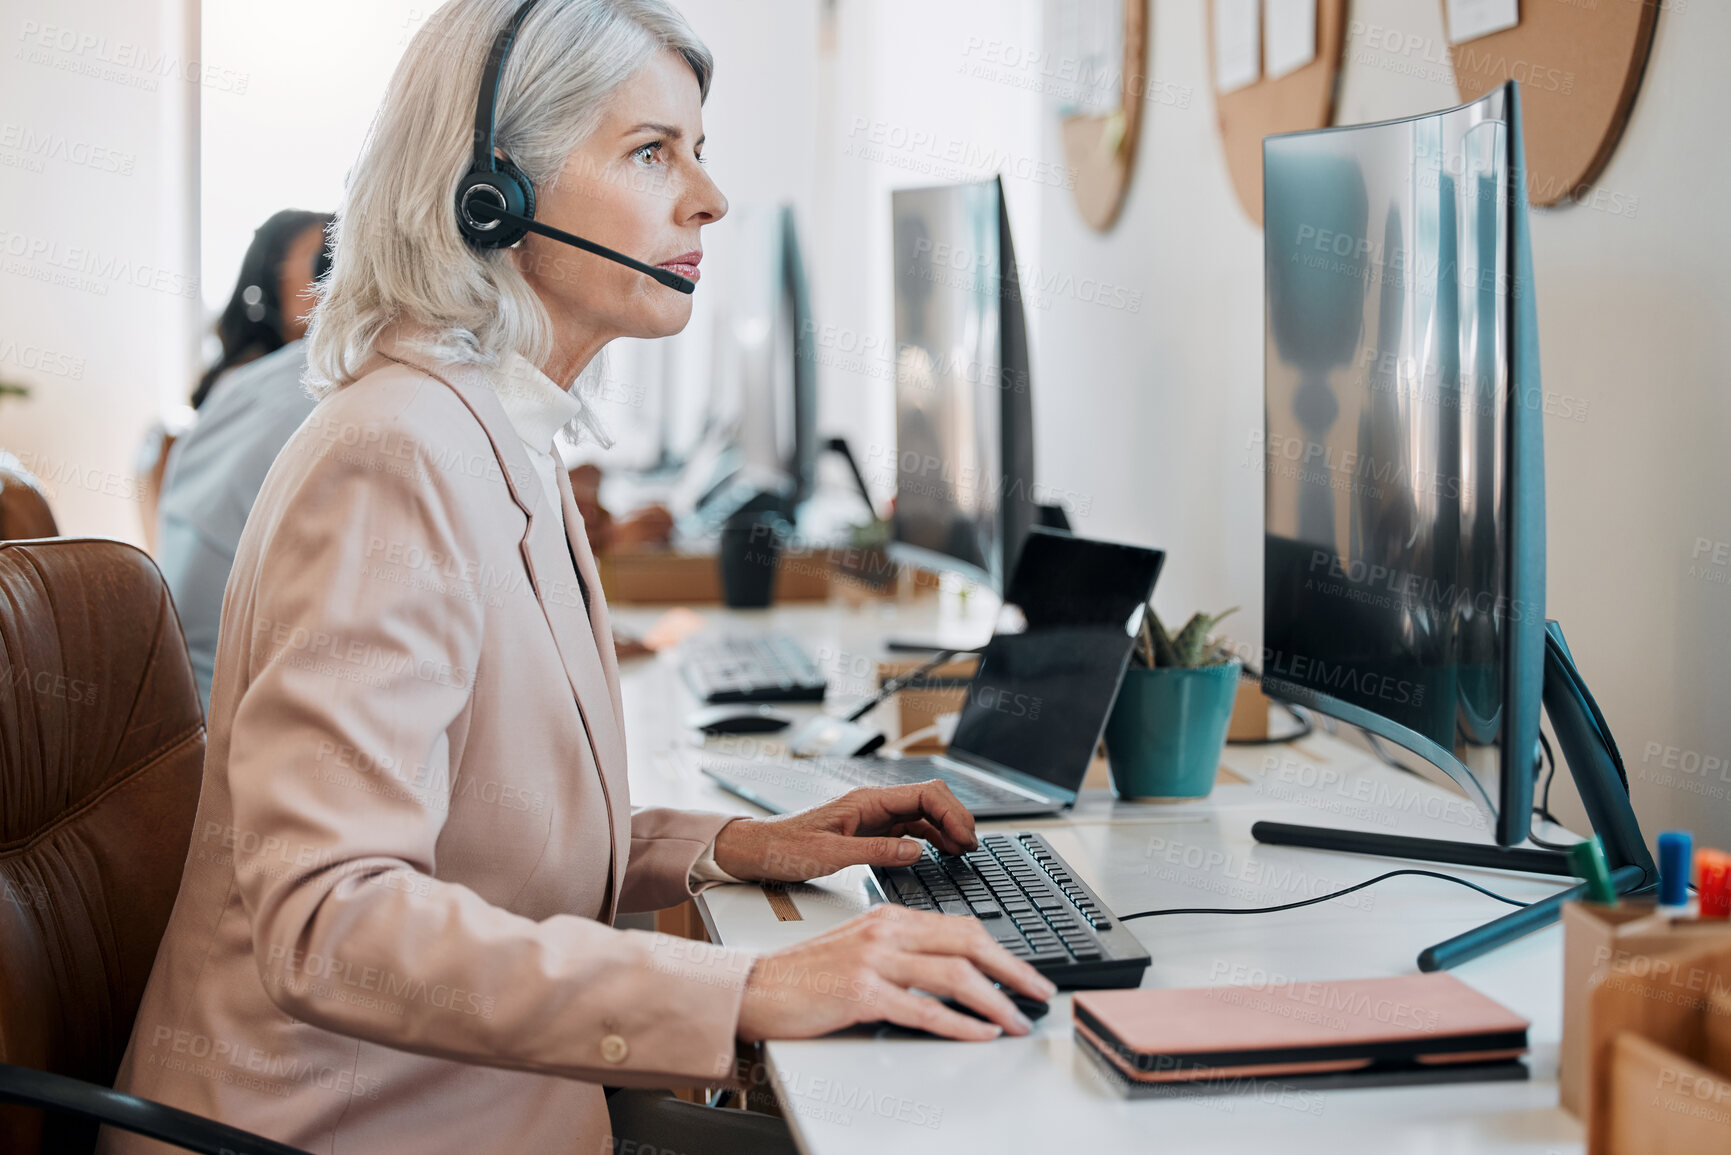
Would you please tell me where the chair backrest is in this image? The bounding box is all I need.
[0,459,58,541]
[0,539,205,1153]
[134,425,179,555]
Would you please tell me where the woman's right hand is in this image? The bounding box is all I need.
[735,905,1058,1043]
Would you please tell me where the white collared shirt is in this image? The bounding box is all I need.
[489,353,588,525]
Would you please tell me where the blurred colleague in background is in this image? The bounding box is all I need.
[102,3,1048,1155]
[191,209,333,410]
[154,209,333,710]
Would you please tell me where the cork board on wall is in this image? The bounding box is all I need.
[1059,0,1149,231]
[1444,0,1659,207]
[1211,0,1346,226]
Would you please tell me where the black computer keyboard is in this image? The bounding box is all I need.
[680,632,828,704]
[872,832,1150,989]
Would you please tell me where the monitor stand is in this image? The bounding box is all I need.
[1252,621,1656,972]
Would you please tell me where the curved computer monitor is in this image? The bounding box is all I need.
[682,203,818,523]
[1261,82,1546,848]
[888,177,1036,593]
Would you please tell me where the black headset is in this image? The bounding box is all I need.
[452,0,696,294]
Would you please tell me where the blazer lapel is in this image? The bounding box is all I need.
[374,327,627,913]
[556,465,632,915]
[555,468,625,736]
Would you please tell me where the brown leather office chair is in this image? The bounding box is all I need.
[0,539,307,1155]
[135,423,179,555]
[0,458,58,541]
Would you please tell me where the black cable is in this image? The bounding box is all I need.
[1118,867,1539,922]
[1536,731,1560,821]
[1527,731,1577,851]
[844,649,961,723]
[1360,728,1413,772]
[824,437,878,520]
[1527,830,1575,852]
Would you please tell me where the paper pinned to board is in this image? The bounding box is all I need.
[1053,0,1125,117]
[1445,0,1519,45]
[1264,0,1315,81]
[1214,0,1262,94]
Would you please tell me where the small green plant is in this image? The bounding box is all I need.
[1133,605,1239,669]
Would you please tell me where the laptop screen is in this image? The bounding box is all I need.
[948,530,1164,794]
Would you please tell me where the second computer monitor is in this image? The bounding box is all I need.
[889,177,1036,594]
[1261,82,1546,847]
[687,203,818,522]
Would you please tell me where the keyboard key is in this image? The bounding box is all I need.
[871,832,1145,990]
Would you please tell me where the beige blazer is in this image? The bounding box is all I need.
[101,327,753,1155]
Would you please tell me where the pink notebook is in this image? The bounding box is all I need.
[1074,973,1529,1084]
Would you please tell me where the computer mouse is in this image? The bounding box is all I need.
[865,985,1051,1038]
[685,704,796,735]
[942,987,1051,1024]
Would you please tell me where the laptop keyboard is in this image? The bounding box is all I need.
[817,756,1036,811]
[873,832,1150,988]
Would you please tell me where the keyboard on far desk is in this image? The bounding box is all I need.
[680,631,828,704]
[873,832,1150,989]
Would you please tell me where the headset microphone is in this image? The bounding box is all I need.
[453,0,696,295]
[463,201,694,293]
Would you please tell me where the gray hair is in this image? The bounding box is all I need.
[306,0,712,396]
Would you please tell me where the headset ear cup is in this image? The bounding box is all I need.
[455,159,537,249]
[496,159,536,222]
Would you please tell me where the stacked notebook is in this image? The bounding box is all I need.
[1073,973,1529,1098]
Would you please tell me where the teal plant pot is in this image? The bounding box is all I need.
[1104,660,1242,801]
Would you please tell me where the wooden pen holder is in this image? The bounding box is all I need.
[1560,899,1731,1151]
[877,656,977,754]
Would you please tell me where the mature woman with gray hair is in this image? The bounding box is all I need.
[101,2,1052,1153]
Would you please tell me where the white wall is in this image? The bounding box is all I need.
[1019,1,1731,847]
[0,0,200,544]
[805,0,1045,506]
[201,2,434,316]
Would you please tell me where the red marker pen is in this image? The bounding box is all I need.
[1696,849,1731,919]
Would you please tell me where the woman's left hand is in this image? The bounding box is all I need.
[711,781,976,882]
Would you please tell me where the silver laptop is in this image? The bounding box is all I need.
[701,531,1165,818]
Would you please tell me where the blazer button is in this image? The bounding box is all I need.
[600,1034,629,1064]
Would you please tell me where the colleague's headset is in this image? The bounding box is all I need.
[452,0,696,294]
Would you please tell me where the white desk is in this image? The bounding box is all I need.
[613,599,1586,1154]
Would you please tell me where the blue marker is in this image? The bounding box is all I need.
[1658,831,1693,916]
